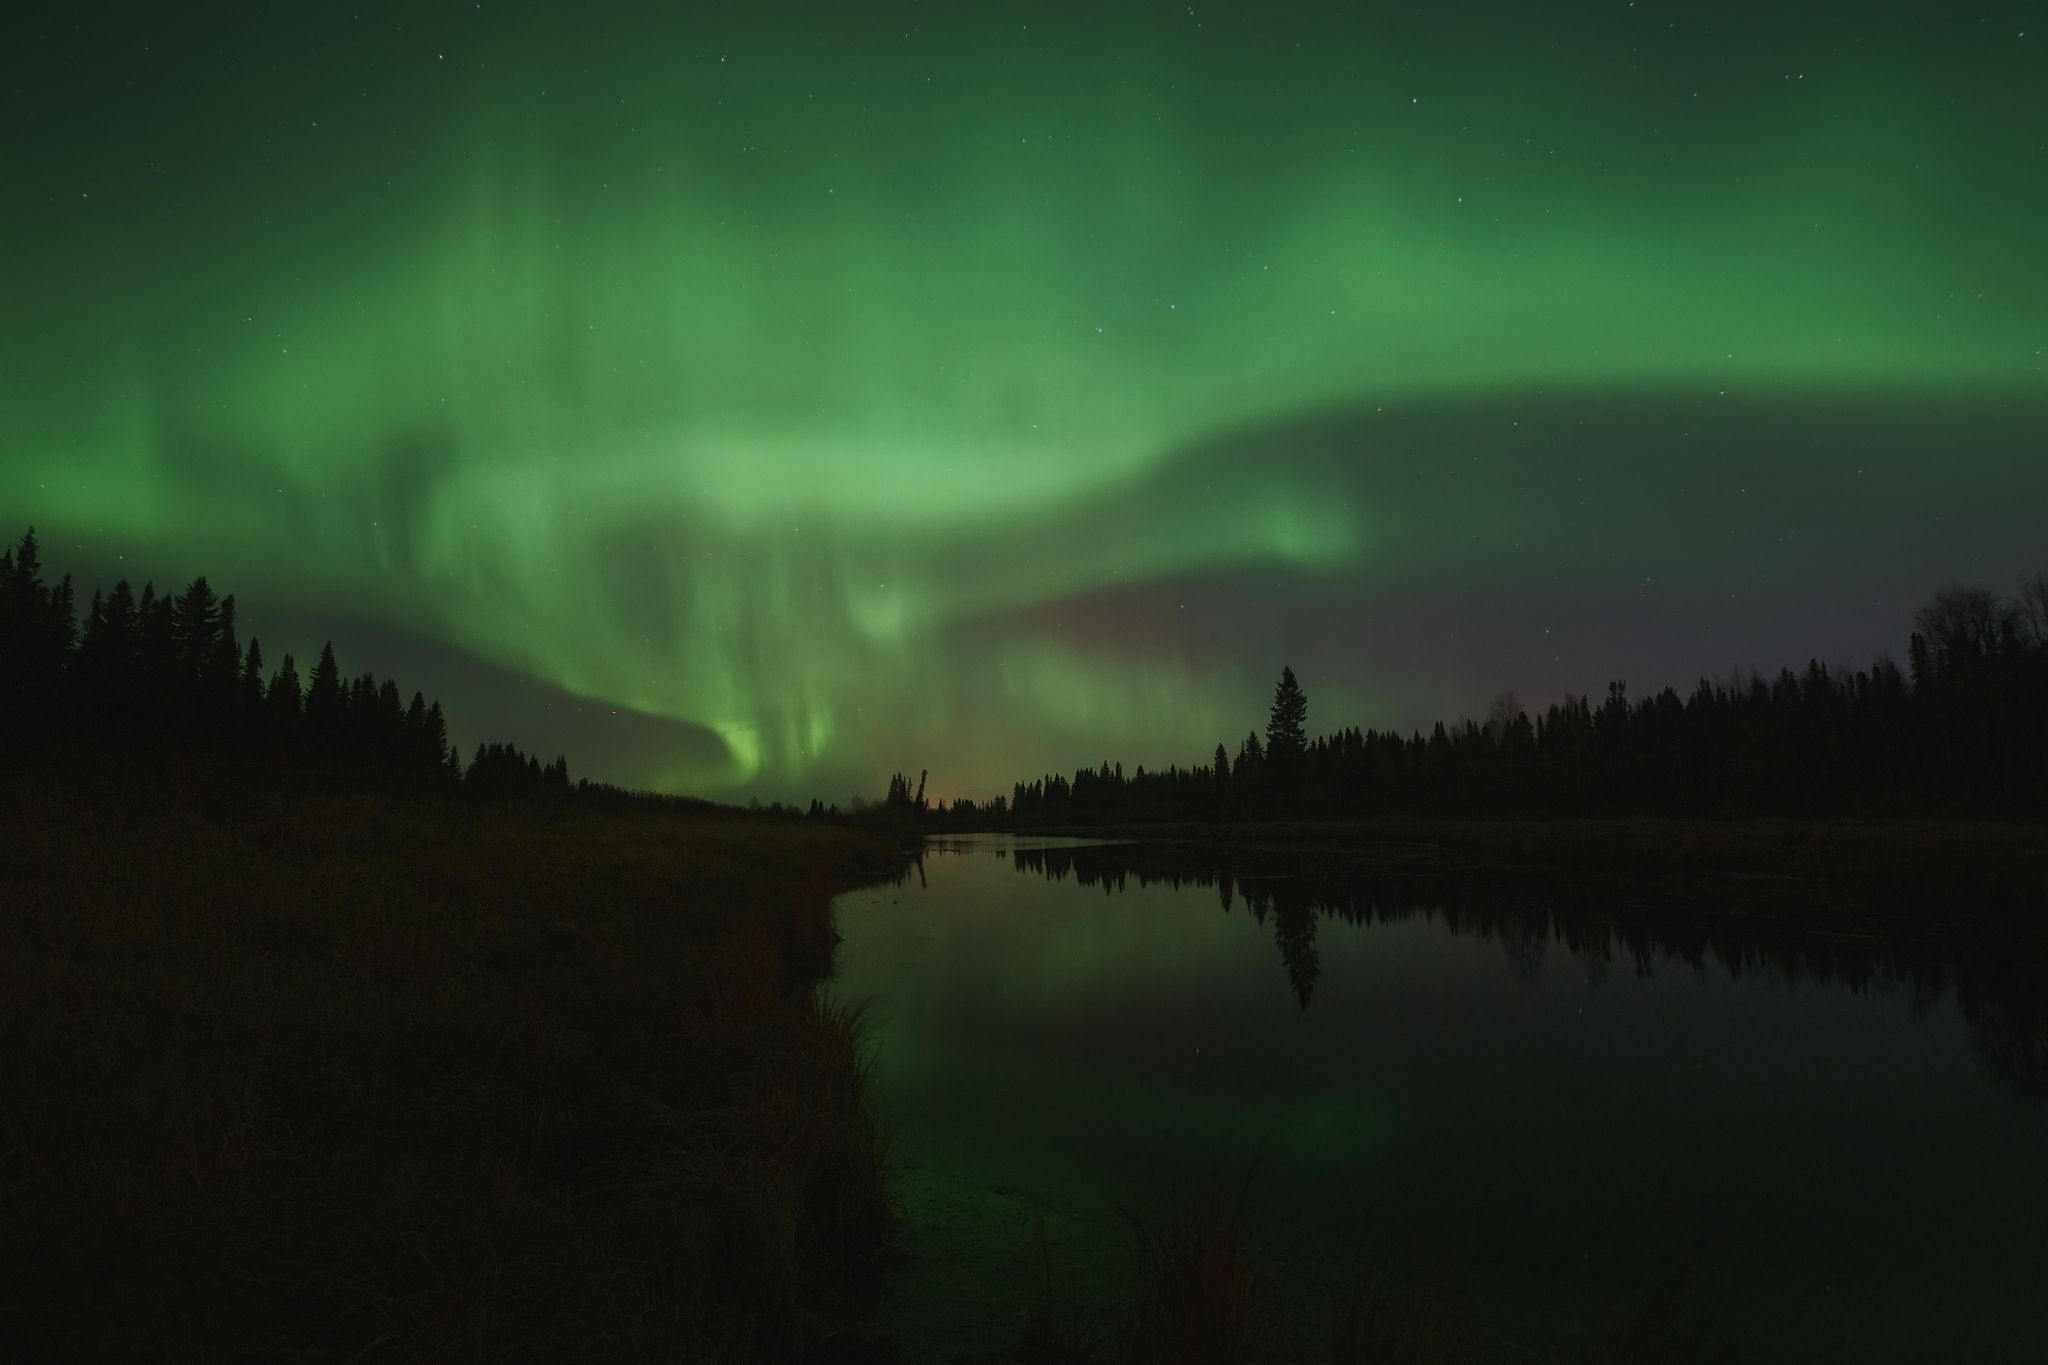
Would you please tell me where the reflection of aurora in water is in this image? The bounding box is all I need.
[837,836,2048,1362]
[7,7,2047,799]
[993,840,2048,1101]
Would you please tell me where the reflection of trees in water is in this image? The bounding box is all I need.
[1271,901,1320,1009]
[1957,978,2048,1102]
[1000,842,2048,1102]
[1228,877,1321,1008]
[1501,922,1547,986]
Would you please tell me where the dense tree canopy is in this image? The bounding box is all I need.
[987,579,2048,823]
[0,527,570,800]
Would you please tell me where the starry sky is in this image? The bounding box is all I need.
[4,2,2043,802]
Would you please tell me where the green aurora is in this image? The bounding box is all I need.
[4,2,2043,798]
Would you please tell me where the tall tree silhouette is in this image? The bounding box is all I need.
[239,638,266,738]
[1265,665,1309,808]
[0,528,76,719]
[303,643,343,747]
[1266,666,1308,760]
[1916,587,2013,667]
[266,652,303,737]
[170,577,222,685]
[1,528,600,803]
[974,577,2048,823]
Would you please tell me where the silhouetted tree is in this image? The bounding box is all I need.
[1232,732,1263,791]
[1264,666,1309,809]
[239,638,266,739]
[1915,587,2014,668]
[2,528,595,806]
[267,652,303,739]
[1266,666,1308,760]
[0,528,76,722]
[2017,572,2048,648]
[303,643,342,748]
[171,577,222,685]
[967,578,2048,824]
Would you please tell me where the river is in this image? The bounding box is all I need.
[832,833,2048,1362]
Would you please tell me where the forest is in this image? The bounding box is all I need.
[0,526,578,799]
[11,525,2046,824]
[0,525,905,1361]
[969,580,2048,824]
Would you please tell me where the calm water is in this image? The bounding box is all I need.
[832,834,2048,1363]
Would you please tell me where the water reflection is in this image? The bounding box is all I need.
[950,839,2048,1101]
[844,835,2048,1362]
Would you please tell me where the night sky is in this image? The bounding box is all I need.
[5,2,2043,802]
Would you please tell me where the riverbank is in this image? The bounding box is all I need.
[0,780,907,1362]
[1011,817,2048,912]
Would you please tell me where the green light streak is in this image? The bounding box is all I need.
[3,5,2041,793]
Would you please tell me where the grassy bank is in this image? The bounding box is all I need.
[0,780,907,1362]
[1021,817,2048,911]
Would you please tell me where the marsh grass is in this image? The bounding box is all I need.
[1323,1265,1480,1365]
[1005,1186,1745,1365]
[1124,1189,1277,1365]
[0,776,904,1362]
[1014,1221,1115,1365]
[1009,1192,1277,1365]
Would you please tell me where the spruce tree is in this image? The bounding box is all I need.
[240,638,266,734]
[171,577,222,681]
[267,652,303,737]
[1266,666,1308,760]
[204,595,241,726]
[304,643,342,744]
[425,701,449,771]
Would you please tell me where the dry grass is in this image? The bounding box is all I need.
[1322,1267,1480,1365]
[0,779,904,1362]
[1123,1190,1277,1365]
[1003,1190,1744,1365]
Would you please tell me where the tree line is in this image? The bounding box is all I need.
[962,579,2048,823]
[1,527,572,799]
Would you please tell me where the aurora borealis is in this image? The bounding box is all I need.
[5,3,2043,800]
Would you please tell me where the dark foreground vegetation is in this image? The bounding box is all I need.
[10,527,2042,1360]
[1017,1176,1811,1365]
[0,529,912,1360]
[1009,1187,1730,1365]
[0,777,905,1362]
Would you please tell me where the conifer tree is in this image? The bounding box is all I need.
[267,652,303,737]
[204,595,241,724]
[240,638,266,734]
[1266,666,1308,760]
[425,701,449,770]
[304,643,342,743]
[171,577,222,682]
